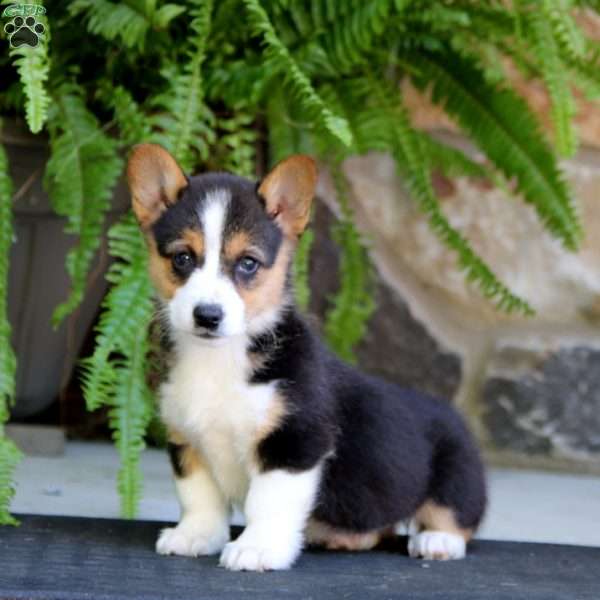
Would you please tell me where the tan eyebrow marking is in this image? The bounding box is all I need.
[165,228,205,257]
[223,231,258,263]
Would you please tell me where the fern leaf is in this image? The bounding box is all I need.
[0,436,21,526]
[380,86,534,315]
[7,12,50,133]
[80,214,154,518]
[324,164,375,363]
[97,83,152,147]
[407,49,581,251]
[80,215,153,411]
[108,340,153,519]
[0,133,20,526]
[243,0,353,147]
[69,0,184,50]
[150,0,214,171]
[293,227,314,312]
[521,0,578,157]
[44,85,122,326]
[0,136,16,411]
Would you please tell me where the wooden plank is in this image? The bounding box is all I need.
[1,515,599,600]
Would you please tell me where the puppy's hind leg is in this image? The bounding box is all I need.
[409,415,487,561]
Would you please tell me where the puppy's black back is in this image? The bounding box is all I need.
[252,309,487,533]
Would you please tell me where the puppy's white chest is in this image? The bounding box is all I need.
[160,337,276,502]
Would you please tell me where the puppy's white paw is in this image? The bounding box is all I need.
[408,531,466,561]
[156,521,229,557]
[219,536,297,571]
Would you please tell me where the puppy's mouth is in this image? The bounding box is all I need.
[194,330,221,340]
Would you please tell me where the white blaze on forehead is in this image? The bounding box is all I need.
[200,189,230,278]
[168,188,246,337]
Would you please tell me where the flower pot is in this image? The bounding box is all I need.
[3,119,129,419]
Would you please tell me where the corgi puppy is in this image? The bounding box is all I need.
[127,144,487,571]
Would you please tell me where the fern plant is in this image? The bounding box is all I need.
[1,0,599,522]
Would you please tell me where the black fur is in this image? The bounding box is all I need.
[167,442,185,478]
[250,309,487,533]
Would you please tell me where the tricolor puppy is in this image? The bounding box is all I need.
[127,144,487,571]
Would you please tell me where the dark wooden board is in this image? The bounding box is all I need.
[1,514,599,600]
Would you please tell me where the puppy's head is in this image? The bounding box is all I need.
[127,144,317,341]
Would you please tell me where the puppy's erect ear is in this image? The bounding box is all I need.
[258,155,317,237]
[127,143,187,229]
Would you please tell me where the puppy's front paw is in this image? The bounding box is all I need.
[219,536,297,571]
[156,520,229,557]
[408,531,466,560]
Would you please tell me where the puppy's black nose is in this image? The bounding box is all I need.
[193,303,223,330]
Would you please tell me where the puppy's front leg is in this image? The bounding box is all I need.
[220,466,321,571]
[157,442,230,557]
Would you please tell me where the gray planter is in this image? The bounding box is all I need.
[3,120,128,419]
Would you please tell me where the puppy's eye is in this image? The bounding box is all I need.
[236,256,260,276]
[172,251,194,273]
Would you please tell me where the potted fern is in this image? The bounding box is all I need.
[0,0,597,525]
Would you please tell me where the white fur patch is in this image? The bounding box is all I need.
[219,466,321,571]
[160,334,278,505]
[408,531,466,560]
[168,189,246,337]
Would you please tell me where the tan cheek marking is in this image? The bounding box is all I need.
[304,519,393,551]
[147,237,180,300]
[224,231,252,263]
[415,500,473,542]
[239,241,293,319]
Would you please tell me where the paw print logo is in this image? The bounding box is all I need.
[4,15,45,48]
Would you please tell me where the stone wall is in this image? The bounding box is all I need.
[311,132,600,475]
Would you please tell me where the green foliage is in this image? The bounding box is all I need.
[1,0,597,519]
[293,228,314,312]
[44,85,122,326]
[80,215,154,518]
[150,0,215,171]
[407,49,581,252]
[6,5,50,133]
[69,0,185,50]
[0,131,21,526]
[324,164,375,362]
[243,0,353,147]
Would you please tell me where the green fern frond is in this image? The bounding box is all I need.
[45,85,122,326]
[407,48,581,251]
[150,0,214,172]
[293,227,314,312]
[0,136,15,411]
[97,84,152,147]
[216,111,257,178]
[381,86,534,315]
[7,13,50,133]
[69,0,185,50]
[324,163,375,363]
[310,0,394,74]
[108,338,153,519]
[0,436,21,526]
[80,214,154,518]
[80,214,153,412]
[0,134,20,526]
[243,0,353,147]
[520,0,578,157]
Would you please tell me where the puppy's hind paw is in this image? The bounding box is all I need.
[408,531,466,561]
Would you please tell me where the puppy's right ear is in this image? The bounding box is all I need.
[127,144,187,229]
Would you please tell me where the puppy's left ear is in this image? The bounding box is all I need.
[258,155,317,237]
